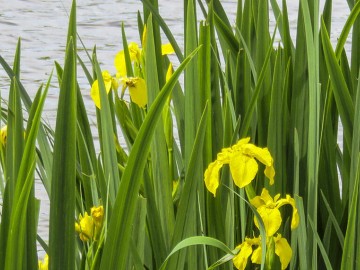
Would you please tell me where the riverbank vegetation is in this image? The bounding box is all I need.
[0,0,360,269]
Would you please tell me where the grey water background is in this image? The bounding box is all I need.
[0,0,351,258]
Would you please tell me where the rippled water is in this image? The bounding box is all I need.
[0,0,351,257]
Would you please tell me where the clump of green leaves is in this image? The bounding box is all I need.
[0,0,359,269]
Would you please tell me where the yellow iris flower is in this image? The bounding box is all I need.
[75,205,104,242]
[233,236,261,270]
[250,188,299,237]
[0,125,7,146]
[38,254,49,270]
[233,234,292,270]
[114,24,174,79]
[90,70,118,109]
[204,137,275,196]
[121,77,147,108]
[114,42,142,77]
[114,42,174,78]
[75,212,94,242]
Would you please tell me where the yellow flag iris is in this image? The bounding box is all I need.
[114,25,174,79]
[75,212,94,242]
[250,188,299,237]
[114,42,142,78]
[204,137,275,196]
[233,234,292,270]
[121,77,147,108]
[233,237,261,270]
[75,205,104,242]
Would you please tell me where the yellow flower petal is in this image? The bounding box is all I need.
[90,71,113,109]
[264,165,275,185]
[128,42,141,63]
[161,43,175,55]
[274,234,292,269]
[75,212,94,242]
[230,154,258,188]
[91,205,104,229]
[0,125,7,146]
[233,242,253,270]
[123,77,147,108]
[233,137,251,150]
[254,206,282,237]
[242,145,273,167]
[204,160,223,197]
[242,144,275,184]
[251,246,262,265]
[38,254,49,270]
[217,147,233,163]
[114,50,127,77]
[275,195,300,230]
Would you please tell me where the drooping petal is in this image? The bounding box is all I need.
[243,144,275,184]
[275,195,300,230]
[233,242,253,270]
[161,43,175,55]
[114,50,127,77]
[254,206,282,237]
[230,154,258,188]
[75,212,94,242]
[274,234,292,270]
[287,195,300,230]
[204,160,223,197]
[264,164,275,185]
[126,77,147,108]
[90,71,113,109]
[90,80,102,109]
[251,246,262,265]
[243,144,273,167]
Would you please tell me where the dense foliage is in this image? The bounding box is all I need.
[0,0,359,269]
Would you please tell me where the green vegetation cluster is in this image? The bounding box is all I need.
[0,0,359,269]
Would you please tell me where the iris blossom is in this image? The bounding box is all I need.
[204,137,275,196]
[121,77,147,108]
[114,39,174,78]
[90,70,118,109]
[250,188,299,237]
[113,26,174,105]
[75,205,104,242]
[75,212,94,242]
[114,42,142,78]
[233,234,292,270]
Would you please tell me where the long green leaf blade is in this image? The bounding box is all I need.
[49,1,77,268]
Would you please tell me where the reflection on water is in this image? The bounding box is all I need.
[0,0,351,257]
